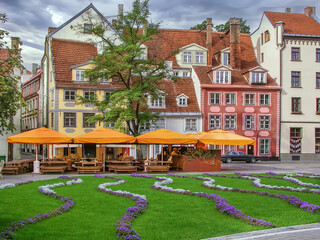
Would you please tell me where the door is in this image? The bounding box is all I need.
[83,144,96,158]
[247,145,254,155]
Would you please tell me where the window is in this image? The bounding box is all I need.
[153,119,165,130]
[260,94,270,105]
[64,90,76,101]
[225,93,236,105]
[64,113,76,127]
[245,94,255,105]
[182,71,189,77]
[84,91,95,100]
[105,122,115,128]
[251,72,265,84]
[178,97,187,107]
[291,97,301,113]
[316,73,320,88]
[316,49,320,62]
[317,98,320,114]
[150,97,165,108]
[259,115,270,129]
[183,51,192,63]
[83,23,93,33]
[195,52,204,63]
[261,53,264,63]
[291,71,301,87]
[261,33,264,45]
[290,128,302,153]
[224,145,236,154]
[291,47,300,61]
[209,115,221,129]
[244,115,255,129]
[140,122,151,132]
[75,70,85,81]
[185,118,197,131]
[223,53,230,65]
[225,115,236,129]
[260,139,270,155]
[210,93,221,105]
[264,30,270,42]
[83,113,95,128]
[215,71,230,84]
[316,128,320,153]
[51,113,54,129]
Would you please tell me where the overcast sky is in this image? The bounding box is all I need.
[1,0,320,71]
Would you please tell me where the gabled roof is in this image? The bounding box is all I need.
[23,69,43,86]
[48,4,119,37]
[265,11,320,36]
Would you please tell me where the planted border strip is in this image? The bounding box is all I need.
[94,174,148,240]
[0,176,82,240]
[204,173,320,214]
[0,181,33,190]
[235,173,320,193]
[131,173,276,228]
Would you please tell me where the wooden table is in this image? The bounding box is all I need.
[106,160,137,174]
[40,161,67,174]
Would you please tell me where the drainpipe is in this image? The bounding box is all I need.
[279,36,286,161]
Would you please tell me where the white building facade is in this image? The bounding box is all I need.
[251,7,320,161]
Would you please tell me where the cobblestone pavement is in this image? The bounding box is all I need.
[1,160,319,240]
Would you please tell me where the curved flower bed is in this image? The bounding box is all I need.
[204,173,320,214]
[0,176,82,240]
[94,174,148,240]
[131,173,276,228]
[0,180,33,190]
[235,173,320,193]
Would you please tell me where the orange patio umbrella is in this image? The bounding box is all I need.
[74,128,136,144]
[7,127,73,144]
[136,129,197,145]
[198,129,255,145]
[7,127,73,173]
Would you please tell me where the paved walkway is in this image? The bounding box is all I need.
[1,160,319,239]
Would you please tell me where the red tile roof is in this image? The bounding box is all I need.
[0,49,9,61]
[265,12,320,35]
[23,69,43,86]
[147,78,200,113]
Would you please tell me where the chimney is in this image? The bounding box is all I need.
[229,18,241,69]
[206,18,213,65]
[118,4,123,16]
[305,6,316,17]
[285,8,291,13]
[32,63,39,75]
[11,37,20,50]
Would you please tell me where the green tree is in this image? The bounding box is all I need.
[0,13,24,134]
[215,18,250,33]
[77,0,174,136]
[190,20,207,30]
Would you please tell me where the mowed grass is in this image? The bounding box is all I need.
[0,174,319,240]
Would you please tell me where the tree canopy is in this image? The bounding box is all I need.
[0,13,24,134]
[190,18,250,33]
[77,0,173,136]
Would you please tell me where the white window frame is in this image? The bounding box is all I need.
[83,113,95,128]
[183,51,192,63]
[223,52,230,65]
[75,70,85,81]
[259,94,270,105]
[245,94,255,105]
[84,90,95,100]
[224,115,236,129]
[259,115,270,130]
[244,114,255,130]
[210,93,221,105]
[215,71,230,84]
[251,72,266,84]
[195,52,204,63]
[149,96,165,109]
[64,113,76,128]
[64,90,76,101]
[209,115,221,129]
[178,97,187,107]
[185,118,197,131]
[259,139,270,155]
[225,93,236,105]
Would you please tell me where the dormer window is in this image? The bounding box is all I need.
[215,71,230,84]
[75,70,85,81]
[183,51,192,63]
[176,94,189,107]
[195,52,204,63]
[83,24,93,34]
[251,72,266,84]
[148,92,166,109]
[223,53,230,65]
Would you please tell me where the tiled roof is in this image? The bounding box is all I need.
[147,78,200,113]
[23,69,43,86]
[265,11,320,35]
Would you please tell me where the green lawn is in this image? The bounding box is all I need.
[0,174,320,240]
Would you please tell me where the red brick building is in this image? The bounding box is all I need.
[192,18,281,158]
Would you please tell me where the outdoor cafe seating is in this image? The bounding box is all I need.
[106,156,138,174]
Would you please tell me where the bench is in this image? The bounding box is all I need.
[40,166,67,174]
[77,166,101,174]
[2,167,20,175]
[109,165,138,174]
[146,165,170,173]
